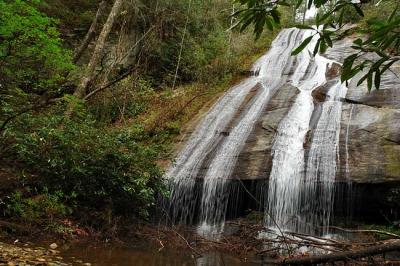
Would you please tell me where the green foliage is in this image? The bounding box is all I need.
[2,110,165,219]
[87,77,153,125]
[341,7,400,90]
[136,0,264,87]
[0,0,73,92]
[0,0,74,131]
[233,0,285,39]
[6,189,71,223]
[38,0,100,30]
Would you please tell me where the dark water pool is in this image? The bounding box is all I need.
[61,244,260,266]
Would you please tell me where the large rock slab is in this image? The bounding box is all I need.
[338,103,400,183]
[325,37,400,184]
[231,84,299,180]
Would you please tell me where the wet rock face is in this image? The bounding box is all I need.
[232,37,400,185]
[338,103,400,183]
[326,40,400,184]
[228,35,400,222]
[168,31,400,224]
[231,84,298,180]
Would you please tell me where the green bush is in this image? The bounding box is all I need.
[2,110,165,219]
[0,0,74,131]
[0,0,73,92]
[6,189,71,223]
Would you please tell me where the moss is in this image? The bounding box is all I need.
[383,145,400,177]
[244,211,264,222]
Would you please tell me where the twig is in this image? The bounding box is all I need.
[84,66,136,100]
[174,229,201,256]
[157,239,165,252]
[257,247,282,254]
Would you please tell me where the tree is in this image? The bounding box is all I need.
[73,0,124,100]
[73,0,108,64]
[233,0,400,90]
[0,0,73,131]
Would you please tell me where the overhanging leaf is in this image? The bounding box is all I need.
[291,36,313,56]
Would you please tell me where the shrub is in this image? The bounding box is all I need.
[0,0,73,92]
[2,109,165,220]
[0,0,74,132]
[6,189,71,223]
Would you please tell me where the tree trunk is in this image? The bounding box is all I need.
[73,0,124,100]
[172,0,192,90]
[73,0,108,64]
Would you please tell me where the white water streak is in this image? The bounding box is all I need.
[301,81,348,234]
[167,78,257,223]
[345,104,354,179]
[266,30,334,233]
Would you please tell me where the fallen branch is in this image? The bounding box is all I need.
[278,240,400,265]
[328,226,400,239]
[83,66,136,100]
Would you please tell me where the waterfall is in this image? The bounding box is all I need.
[168,28,304,229]
[168,27,350,236]
[197,28,306,235]
[166,78,257,223]
[300,81,348,234]
[266,30,336,233]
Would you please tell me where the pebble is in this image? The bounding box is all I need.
[50,243,58,250]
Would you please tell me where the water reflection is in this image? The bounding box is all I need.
[62,244,258,266]
[196,252,257,266]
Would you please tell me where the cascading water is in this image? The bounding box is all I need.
[166,78,257,224]
[168,27,351,237]
[197,28,307,235]
[265,30,337,234]
[168,28,304,230]
[300,81,348,234]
